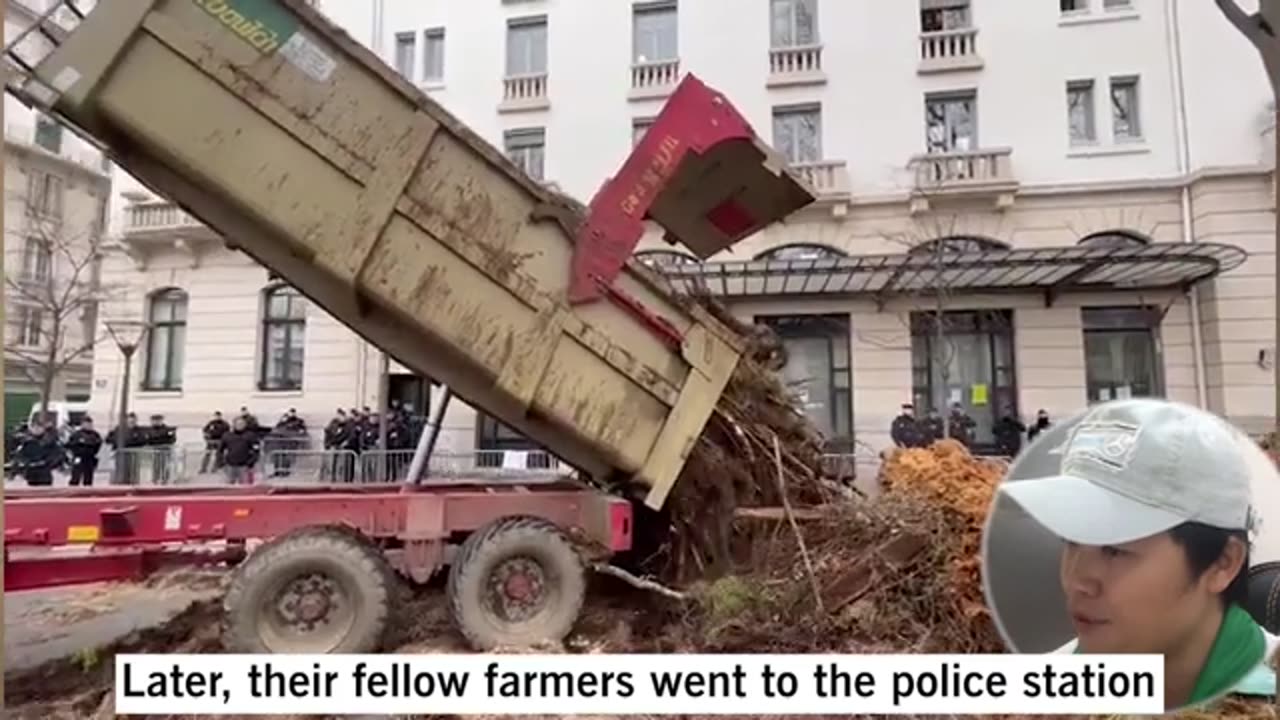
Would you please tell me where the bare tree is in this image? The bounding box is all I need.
[4,184,119,422]
[882,200,968,440]
[1215,0,1280,433]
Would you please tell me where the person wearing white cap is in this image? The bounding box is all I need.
[998,398,1277,710]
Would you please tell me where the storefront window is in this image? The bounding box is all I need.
[1082,306,1163,403]
[756,314,852,451]
[910,309,1017,453]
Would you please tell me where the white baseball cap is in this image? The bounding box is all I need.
[999,398,1257,546]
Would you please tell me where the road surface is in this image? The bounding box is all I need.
[4,578,222,672]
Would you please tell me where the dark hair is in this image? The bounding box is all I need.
[1168,521,1250,607]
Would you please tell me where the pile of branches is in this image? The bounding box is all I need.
[677,491,1005,655]
[877,439,1008,630]
[654,296,833,585]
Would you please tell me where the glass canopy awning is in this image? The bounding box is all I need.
[652,242,1248,304]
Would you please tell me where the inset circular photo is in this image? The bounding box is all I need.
[981,398,1279,711]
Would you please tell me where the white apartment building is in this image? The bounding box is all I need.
[87,0,1276,477]
[3,0,112,425]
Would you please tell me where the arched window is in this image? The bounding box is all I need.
[259,285,307,391]
[634,250,699,268]
[1077,231,1150,250]
[908,236,1011,255]
[143,288,187,391]
[755,243,846,261]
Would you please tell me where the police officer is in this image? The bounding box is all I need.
[145,414,177,484]
[17,417,62,487]
[890,403,924,448]
[947,402,976,448]
[66,416,103,486]
[201,411,230,473]
[1027,409,1052,443]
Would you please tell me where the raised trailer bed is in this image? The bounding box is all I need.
[4,482,631,652]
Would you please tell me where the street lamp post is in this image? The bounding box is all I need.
[106,318,149,485]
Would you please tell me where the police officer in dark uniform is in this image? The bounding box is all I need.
[1027,409,1052,443]
[947,402,976,448]
[890,403,925,448]
[17,417,62,487]
[106,413,147,484]
[146,414,178,484]
[323,409,355,481]
[993,415,1026,457]
[66,416,103,486]
[201,411,230,473]
[922,408,944,444]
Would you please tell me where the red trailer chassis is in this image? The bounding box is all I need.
[4,481,632,591]
[4,481,633,653]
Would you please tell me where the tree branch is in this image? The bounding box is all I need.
[1214,0,1273,47]
[5,190,113,407]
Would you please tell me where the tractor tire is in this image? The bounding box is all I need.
[223,524,395,654]
[1246,560,1280,634]
[447,516,586,651]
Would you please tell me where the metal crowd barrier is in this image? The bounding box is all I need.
[356,449,569,484]
[99,447,187,485]
[35,446,572,488]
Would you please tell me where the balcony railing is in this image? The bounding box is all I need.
[918,28,983,73]
[793,160,851,200]
[909,148,1016,193]
[501,72,549,110]
[768,44,824,85]
[124,200,205,236]
[5,122,107,174]
[630,59,680,97]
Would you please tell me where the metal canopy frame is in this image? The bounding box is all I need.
[655,241,1248,307]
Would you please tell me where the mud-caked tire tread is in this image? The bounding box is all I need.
[447,516,586,651]
[222,524,396,654]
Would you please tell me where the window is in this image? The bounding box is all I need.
[1083,307,1163,404]
[632,1,677,63]
[422,28,445,82]
[1110,76,1141,141]
[772,105,822,164]
[506,16,548,76]
[475,413,549,467]
[1103,0,1132,8]
[504,128,546,181]
[910,310,1017,454]
[25,171,64,218]
[1060,0,1085,11]
[21,237,52,281]
[12,305,43,347]
[635,249,698,268]
[144,288,187,391]
[259,285,307,391]
[757,315,852,450]
[920,0,971,32]
[632,117,656,147]
[393,32,415,79]
[1067,80,1096,145]
[770,0,817,47]
[925,91,976,153]
[755,243,846,261]
[34,114,63,154]
[908,236,1010,255]
[1078,231,1148,249]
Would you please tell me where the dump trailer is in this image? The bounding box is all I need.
[5,0,813,510]
[2,0,815,652]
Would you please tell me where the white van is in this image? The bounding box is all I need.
[27,401,92,435]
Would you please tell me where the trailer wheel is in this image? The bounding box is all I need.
[223,525,394,654]
[447,517,585,650]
